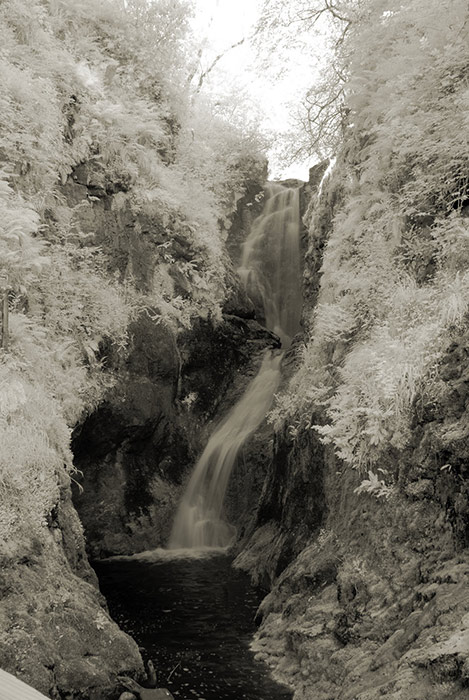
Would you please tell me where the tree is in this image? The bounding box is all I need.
[253,0,357,161]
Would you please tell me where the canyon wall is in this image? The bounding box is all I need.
[0,475,144,700]
[1,161,274,698]
[0,2,269,696]
[235,108,469,700]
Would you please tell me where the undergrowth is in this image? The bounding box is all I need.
[271,0,469,481]
[0,0,266,559]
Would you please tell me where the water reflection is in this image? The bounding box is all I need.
[94,551,292,700]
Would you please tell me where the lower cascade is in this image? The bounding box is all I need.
[169,184,301,550]
[169,352,282,549]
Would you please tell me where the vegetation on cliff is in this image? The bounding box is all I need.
[0,1,266,695]
[0,0,266,563]
[271,0,469,480]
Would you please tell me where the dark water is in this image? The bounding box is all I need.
[94,550,292,700]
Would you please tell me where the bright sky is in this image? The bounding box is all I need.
[190,0,318,180]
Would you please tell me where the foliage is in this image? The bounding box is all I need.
[0,367,67,556]
[0,0,267,557]
[0,174,48,291]
[353,471,394,501]
[272,0,469,480]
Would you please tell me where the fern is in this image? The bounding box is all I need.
[354,470,394,500]
[273,0,469,476]
[0,173,48,290]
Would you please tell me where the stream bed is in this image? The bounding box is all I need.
[94,550,293,700]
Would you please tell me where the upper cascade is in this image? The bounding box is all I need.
[238,184,303,348]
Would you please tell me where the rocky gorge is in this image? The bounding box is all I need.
[5,145,469,700]
[2,1,469,699]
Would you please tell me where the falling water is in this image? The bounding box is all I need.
[169,184,302,549]
[169,353,281,549]
[238,185,302,348]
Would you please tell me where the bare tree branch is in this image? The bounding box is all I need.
[185,46,203,86]
[324,0,351,25]
[195,37,246,93]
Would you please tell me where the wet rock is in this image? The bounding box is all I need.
[225,174,267,266]
[118,675,174,699]
[235,421,327,584]
[72,312,183,557]
[0,487,143,699]
[72,307,278,557]
[222,271,256,319]
[146,659,157,687]
[179,315,279,421]
[241,420,469,700]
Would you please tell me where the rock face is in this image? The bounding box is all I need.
[239,430,469,700]
[72,309,278,557]
[72,313,182,557]
[69,163,280,558]
[233,165,469,699]
[0,480,143,700]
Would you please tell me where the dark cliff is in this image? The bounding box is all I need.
[69,168,279,558]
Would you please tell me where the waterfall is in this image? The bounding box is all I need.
[169,353,281,549]
[238,185,302,348]
[169,184,301,549]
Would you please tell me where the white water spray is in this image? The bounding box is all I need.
[169,184,302,549]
